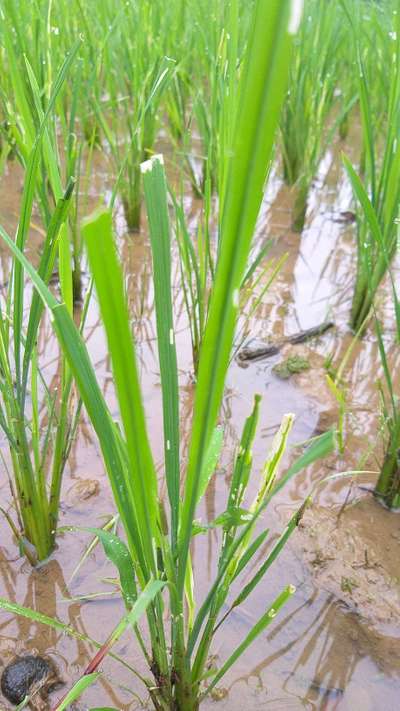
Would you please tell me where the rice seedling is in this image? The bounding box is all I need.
[372,237,400,511]
[1,0,399,708]
[342,1,400,332]
[169,1,284,375]
[0,5,89,302]
[163,0,256,198]
[173,189,285,374]
[374,305,400,511]
[0,3,338,707]
[80,1,176,232]
[0,0,176,235]
[280,0,350,231]
[0,45,86,564]
[335,154,400,507]
[336,26,400,507]
[176,1,239,196]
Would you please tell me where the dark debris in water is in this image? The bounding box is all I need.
[1,655,62,710]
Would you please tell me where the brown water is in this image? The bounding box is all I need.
[0,137,399,710]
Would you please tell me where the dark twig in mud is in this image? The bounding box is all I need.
[237,321,335,363]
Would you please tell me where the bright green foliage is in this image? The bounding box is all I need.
[52,674,101,711]
[0,48,83,563]
[342,1,400,331]
[4,0,398,706]
[280,0,349,231]
[173,179,284,373]
[0,2,328,707]
[374,313,400,511]
[171,0,287,373]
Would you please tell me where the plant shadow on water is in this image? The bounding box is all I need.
[0,130,399,709]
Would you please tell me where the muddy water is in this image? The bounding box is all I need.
[0,139,399,711]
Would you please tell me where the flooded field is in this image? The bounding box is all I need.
[0,138,399,710]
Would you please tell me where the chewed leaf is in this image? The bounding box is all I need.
[213,507,253,529]
[191,521,209,536]
[79,527,137,608]
[185,551,195,632]
[228,395,261,513]
[192,507,253,536]
[253,413,294,507]
[274,428,336,495]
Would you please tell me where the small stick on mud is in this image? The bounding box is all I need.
[237,321,335,363]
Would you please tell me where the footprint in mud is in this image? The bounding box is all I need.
[1,655,63,710]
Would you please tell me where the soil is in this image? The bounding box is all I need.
[297,497,400,637]
[0,125,399,710]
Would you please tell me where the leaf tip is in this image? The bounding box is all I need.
[141,154,164,174]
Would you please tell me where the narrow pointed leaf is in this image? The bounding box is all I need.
[141,155,180,549]
[52,674,100,711]
[82,208,158,574]
[203,585,296,695]
[179,0,298,592]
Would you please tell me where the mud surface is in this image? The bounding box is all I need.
[0,131,399,710]
[298,497,400,634]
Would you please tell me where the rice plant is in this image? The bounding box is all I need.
[0,8,89,303]
[0,2,326,707]
[343,68,400,509]
[280,0,346,231]
[0,47,84,563]
[170,1,283,375]
[374,307,400,511]
[175,1,241,196]
[173,189,285,374]
[1,0,398,708]
[342,1,400,332]
[82,1,176,231]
